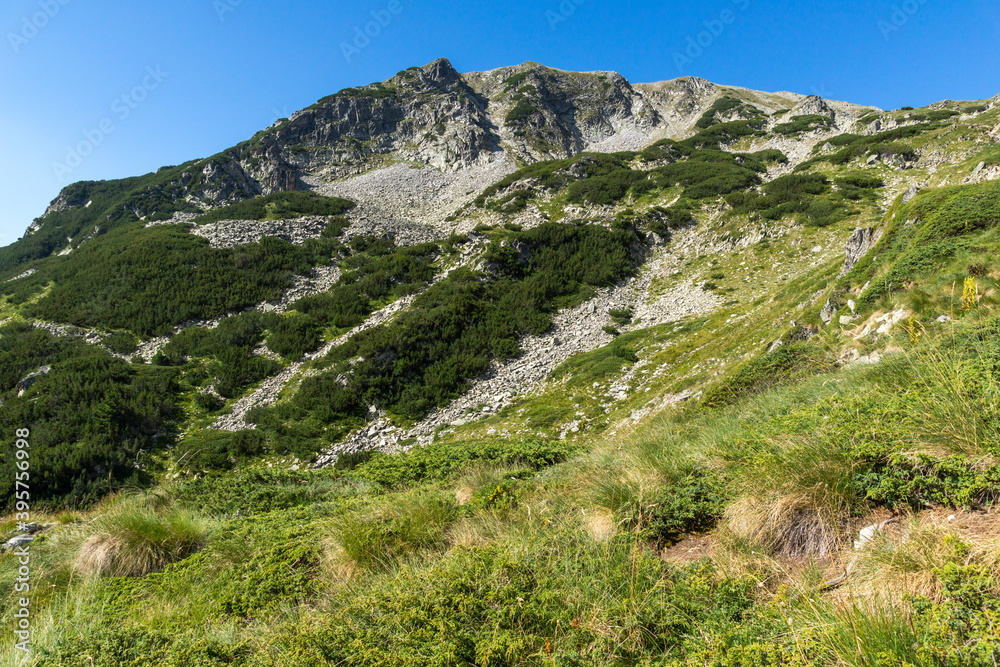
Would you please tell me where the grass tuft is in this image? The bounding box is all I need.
[74,499,209,577]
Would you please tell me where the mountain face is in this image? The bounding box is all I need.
[1,56,999,510]
[15,58,876,246]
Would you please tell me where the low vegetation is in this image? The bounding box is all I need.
[191,191,355,224]
[254,222,645,452]
[26,225,335,336]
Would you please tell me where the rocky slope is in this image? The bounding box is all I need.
[19,58,879,245]
[4,57,1000,474]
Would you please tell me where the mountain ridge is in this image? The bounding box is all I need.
[15,57,888,248]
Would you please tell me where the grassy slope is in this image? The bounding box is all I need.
[2,100,1000,665]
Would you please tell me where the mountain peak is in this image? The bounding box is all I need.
[420,57,460,81]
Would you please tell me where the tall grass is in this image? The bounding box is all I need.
[798,596,931,667]
[902,338,1000,458]
[75,499,209,577]
[849,517,971,601]
[332,488,458,569]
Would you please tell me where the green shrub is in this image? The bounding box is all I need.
[695,96,763,129]
[348,439,576,487]
[191,191,355,224]
[854,452,1000,510]
[0,328,179,508]
[609,307,633,325]
[176,429,267,471]
[292,239,438,330]
[910,563,1000,665]
[285,223,643,424]
[797,122,942,171]
[103,332,139,355]
[173,467,345,516]
[193,391,223,412]
[505,99,538,123]
[0,163,204,277]
[213,519,322,616]
[727,173,846,226]
[623,472,730,545]
[835,174,885,189]
[774,114,834,135]
[30,625,253,667]
[212,348,282,397]
[611,342,639,363]
[266,314,323,359]
[322,214,351,238]
[907,109,959,123]
[322,82,397,101]
[162,311,284,396]
[28,226,329,336]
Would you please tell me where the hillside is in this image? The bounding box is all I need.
[2,57,1000,665]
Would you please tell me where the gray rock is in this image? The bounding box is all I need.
[902,184,921,203]
[16,366,51,396]
[1,534,34,551]
[820,298,837,325]
[840,227,883,277]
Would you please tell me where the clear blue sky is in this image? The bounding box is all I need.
[2,0,998,246]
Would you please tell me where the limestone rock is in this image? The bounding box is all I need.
[840,227,883,277]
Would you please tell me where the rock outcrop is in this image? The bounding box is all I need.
[841,227,883,277]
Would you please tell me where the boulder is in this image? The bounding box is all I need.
[1,534,34,552]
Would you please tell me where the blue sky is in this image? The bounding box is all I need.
[1,0,998,246]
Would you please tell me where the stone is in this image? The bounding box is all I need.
[1,534,34,552]
[840,227,882,277]
[852,351,882,366]
[16,365,51,396]
[936,315,953,323]
[839,315,856,325]
[820,298,837,325]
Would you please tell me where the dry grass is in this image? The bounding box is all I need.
[719,431,856,563]
[582,509,616,542]
[74,500,209,577]
[845,516,966,602]
[724,493,845,559]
